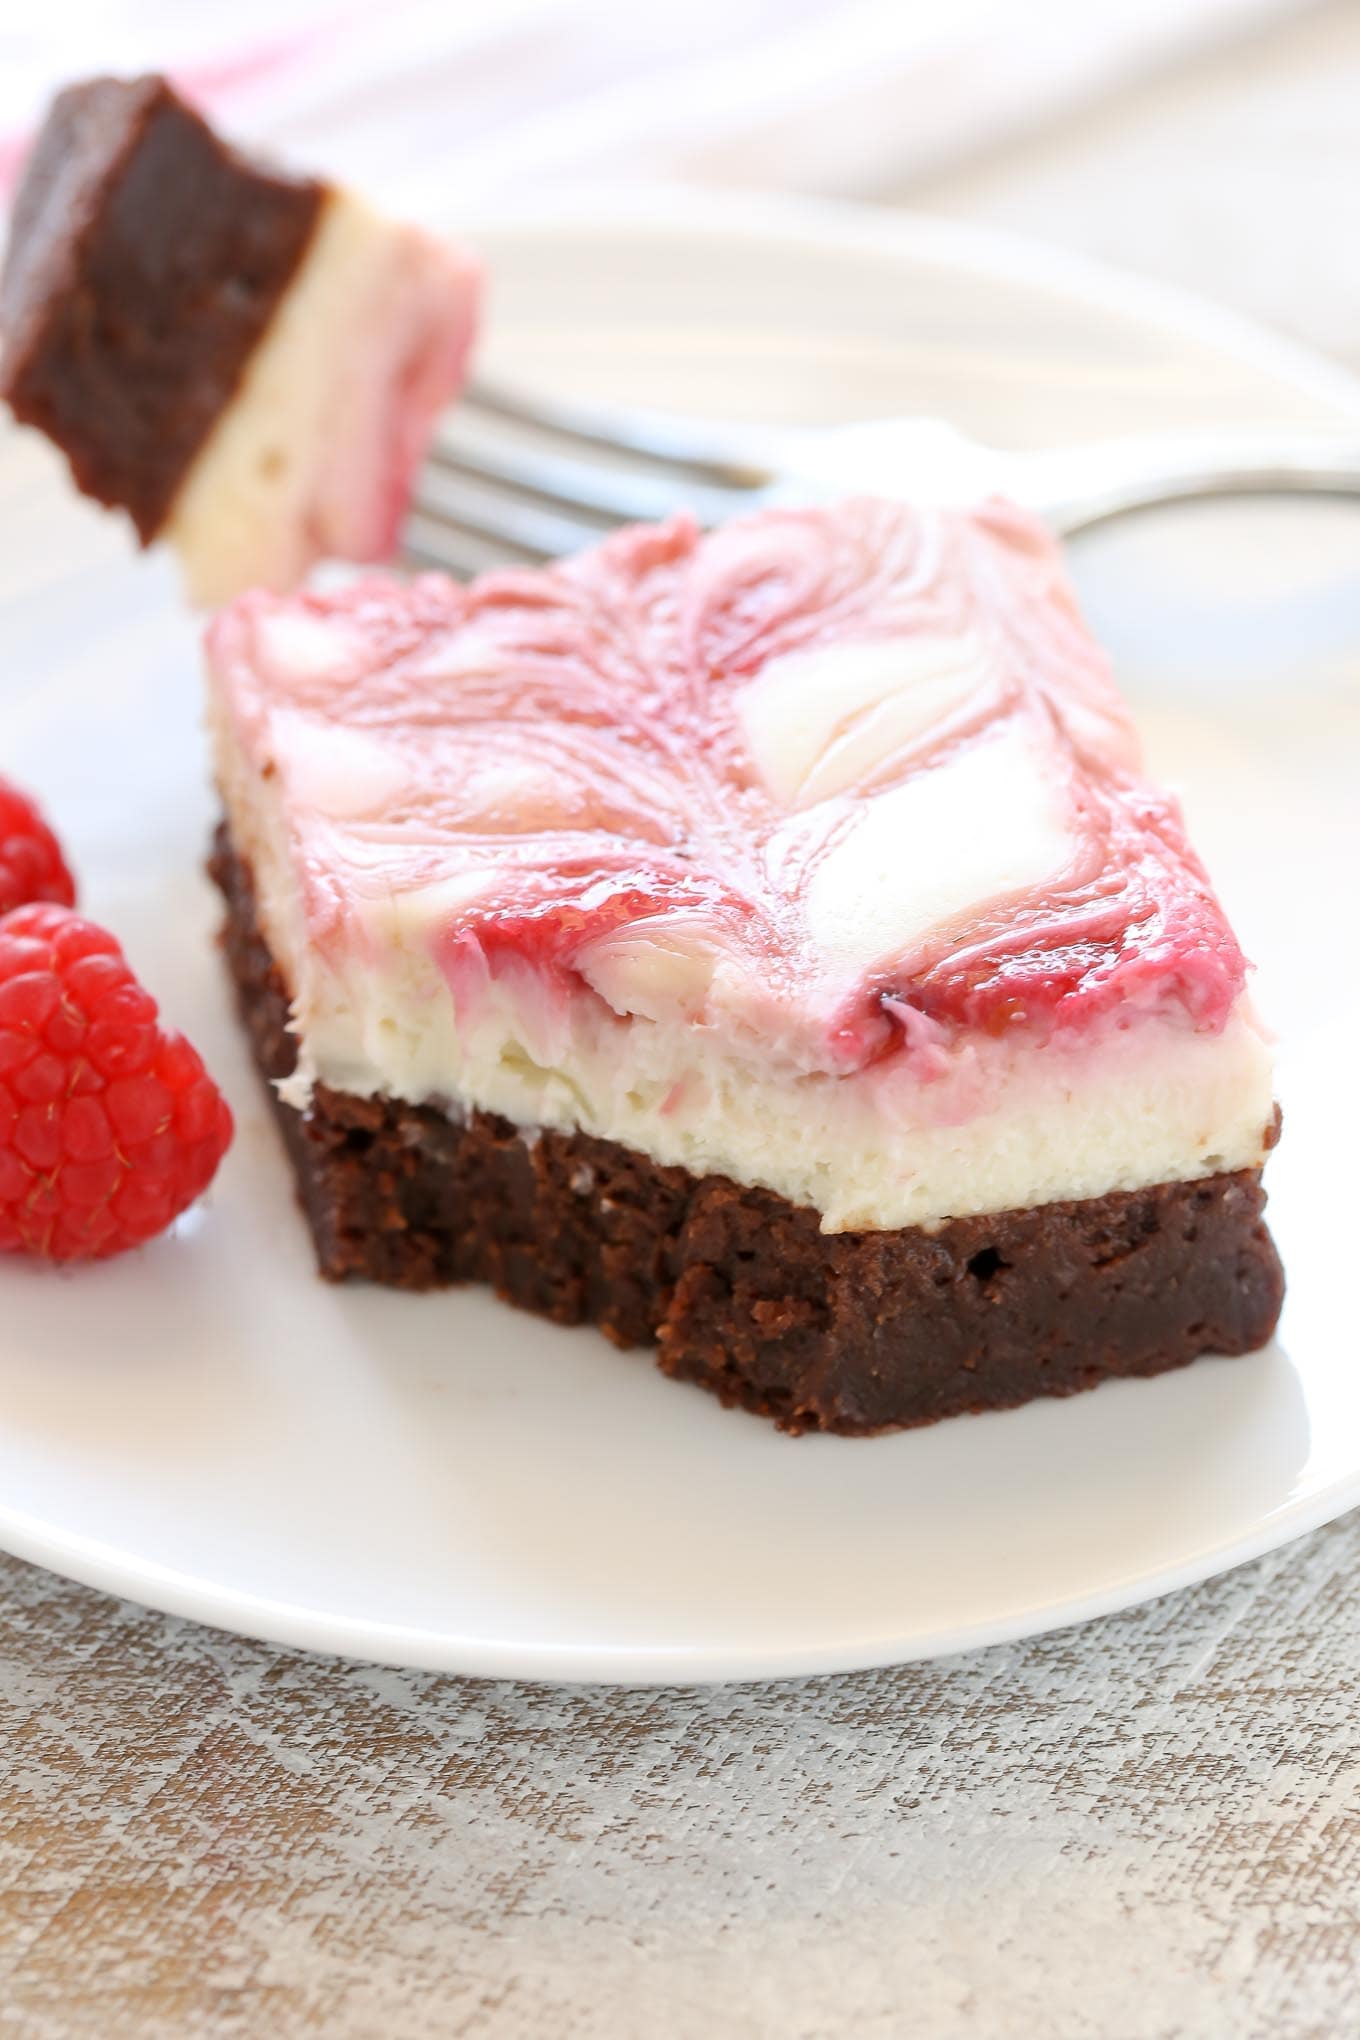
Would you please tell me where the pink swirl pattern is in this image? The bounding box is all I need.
[207,497,1248,1076]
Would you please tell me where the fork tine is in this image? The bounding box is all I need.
[461,377,773,490]
[407,375,778,577]
[400,516,533,581]
[421,429,751,532]
[403,484,601,573]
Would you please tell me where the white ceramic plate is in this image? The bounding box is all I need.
[1,191,1358,1684]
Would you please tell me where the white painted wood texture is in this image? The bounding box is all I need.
[3,1522,1359,2037]
[3,8,1359,2032]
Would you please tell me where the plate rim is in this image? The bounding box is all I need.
[464,180,1360,423]
[3,183,1358,1685]
[0,1462,1353,1685]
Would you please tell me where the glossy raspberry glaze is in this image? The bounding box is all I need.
[207,497,1248,1075]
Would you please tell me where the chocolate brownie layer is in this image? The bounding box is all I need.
[210,826,1285,1435]
[1,75,323,538]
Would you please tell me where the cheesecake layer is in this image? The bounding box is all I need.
[166,186,478,605]
[1,74,479,603]
[212,825,1285,1434]
[205,500,1277,1234]
[211,679,1272,1230]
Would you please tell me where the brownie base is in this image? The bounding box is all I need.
[210,827,1285,1436]
[1,76,323,539]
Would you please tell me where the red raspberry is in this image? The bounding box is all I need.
[0,777,77,916]
[0,904,233,1261]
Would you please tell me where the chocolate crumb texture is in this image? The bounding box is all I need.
[0,74,324,538]
[211,825,1285,1436]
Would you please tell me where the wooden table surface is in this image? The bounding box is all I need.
[4,8,1360,2034]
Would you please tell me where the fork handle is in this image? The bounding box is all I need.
[1018,430,1360,537]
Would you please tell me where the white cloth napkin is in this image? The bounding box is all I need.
[0,0,1310,212]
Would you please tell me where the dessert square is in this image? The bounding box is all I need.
[206,497,1283,1432]
[1,74,479,604]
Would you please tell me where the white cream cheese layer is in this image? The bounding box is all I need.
[210,692,1277,1235]
[166,190,477,606]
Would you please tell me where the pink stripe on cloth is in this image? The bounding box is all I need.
[0,3,1315,220]
[171,29,336,111]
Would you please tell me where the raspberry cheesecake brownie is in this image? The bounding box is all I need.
[1,74,479,604]
[206,497,1283,1433]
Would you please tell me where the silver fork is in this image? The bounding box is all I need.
[405,378,1360,577]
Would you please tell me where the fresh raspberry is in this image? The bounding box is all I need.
[0,777,77,916]
[0,904,233,1261]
